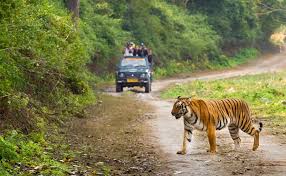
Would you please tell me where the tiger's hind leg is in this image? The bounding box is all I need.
[252,122,263,151]
[253,131,260,151]
[228,124,241,150]
[240,121,263,151]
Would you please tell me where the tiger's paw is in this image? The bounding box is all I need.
[207,149,216,154]
[234,145,241,150]
[253,133,259,151]
[252,145,259,151]
[176,150,186,155]
[234,142,241,150]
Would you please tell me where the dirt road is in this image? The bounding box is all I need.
[135,53,286,176]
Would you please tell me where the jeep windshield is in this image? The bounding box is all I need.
[120,58,147,68]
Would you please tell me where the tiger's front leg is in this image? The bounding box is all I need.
[177,128,193,155]
[207,124,217,154]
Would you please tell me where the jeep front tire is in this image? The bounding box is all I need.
[116,84,123,92]
[145,81,151,93]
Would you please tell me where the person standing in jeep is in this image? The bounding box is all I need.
[123,42,133,57]
[124,42,153,65]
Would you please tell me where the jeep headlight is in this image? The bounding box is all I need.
[140,73,146,78]
[119,73,125,78]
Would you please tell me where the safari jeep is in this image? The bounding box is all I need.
[115,56,152,93]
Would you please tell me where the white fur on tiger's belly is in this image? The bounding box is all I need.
[192,120,207,131]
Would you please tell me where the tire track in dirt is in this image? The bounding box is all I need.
[139,53,286,176]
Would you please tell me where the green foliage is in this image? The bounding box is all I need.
[0,0,95,130]
[257,0,286,41]
[79,0,131,73]
[187,0,286,48]
[77,0,282,76]
[211,48,259,68]
[161,72,286,126]
[123,0,220,63]
[154,48,259,78]
[154,59,204,79]
[0,131,69,175]
[78,0,221,72]
[188,0,261,47]
[230,48,259,64]
[0,136,18,162]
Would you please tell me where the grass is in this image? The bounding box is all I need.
[94,73,115,90]
[161,72,286,134]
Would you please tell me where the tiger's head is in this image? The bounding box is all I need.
[171,96,191,119]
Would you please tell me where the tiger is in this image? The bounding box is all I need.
[171,96,263,155]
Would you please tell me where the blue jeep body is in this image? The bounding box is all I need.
[115,56,152,93]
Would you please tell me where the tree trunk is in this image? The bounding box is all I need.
[66,0,80,23]
[170,0,190,8]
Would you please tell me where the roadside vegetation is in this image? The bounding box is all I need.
[161,72,286,134]
[154,48,259,78]
[0,0,94,174]
[0,131,69,175]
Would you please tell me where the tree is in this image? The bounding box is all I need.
[256,0,286,45]
[66,0,80,23]
[187,0,260,49]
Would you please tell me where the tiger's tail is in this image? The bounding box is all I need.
[258,122,263,132]
[246,121,263,136]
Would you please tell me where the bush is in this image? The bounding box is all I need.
[0,131,69,175]
[0,0,95,130]
[154,48,259,78]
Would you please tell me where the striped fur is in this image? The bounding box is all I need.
[171,97,263,154]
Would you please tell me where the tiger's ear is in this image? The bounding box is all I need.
[177,96,181,99]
